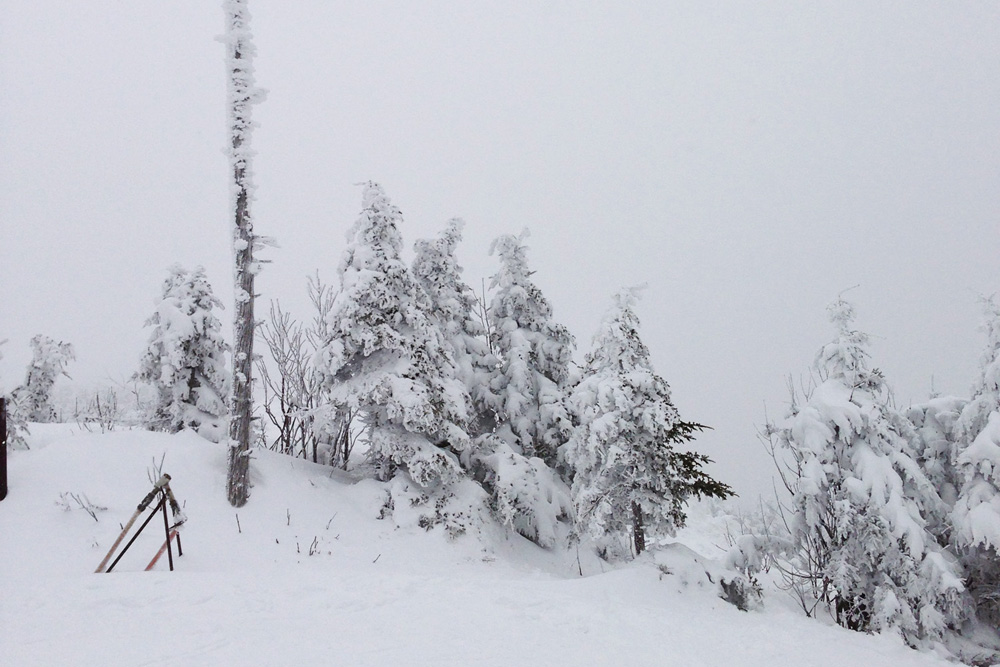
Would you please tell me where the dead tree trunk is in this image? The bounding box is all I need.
[224,0,264,507]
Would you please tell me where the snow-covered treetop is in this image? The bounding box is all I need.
[323,181,431,375]
[815,297,879,391]
[958,295,1000,444]
[413,218,485,338]
[974,296,1000,391]
[488,230,574,385]
[489,230,553,323]
[153,264,225,316]
[413,219,465,292]
[26,335,75,381]
[344,182,405,260]
[584,284,651,375]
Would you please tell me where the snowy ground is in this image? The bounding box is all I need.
[1,426,954,666]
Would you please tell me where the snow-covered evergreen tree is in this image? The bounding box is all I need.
[411,219,499,434]
[486,231,575,468]
[136,265,230,442]
[951,296,1000,623]
[315,182,471,489]
[12,335,75,423]
[768,298,967,643]
[566,287,732,558]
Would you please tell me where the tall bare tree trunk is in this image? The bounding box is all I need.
[223,0,263,507]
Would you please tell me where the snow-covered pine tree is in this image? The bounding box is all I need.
[136,265,230,441]
[487,231,575,468]
[767,298,967,644]
[566,287,732,558]
[222,0,267,507]
[411,219,499,434]
[315,182,472,489]
[951,296,1000,624]
[12,335,75,423]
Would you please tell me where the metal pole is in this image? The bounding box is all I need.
[1,397,7,501]
[106,496,165,573]
[160,489,174,571]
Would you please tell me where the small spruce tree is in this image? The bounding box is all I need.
[566,287,732,558]
[136,265,230,441]
[768,298,967,643]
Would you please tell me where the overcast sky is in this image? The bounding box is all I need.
[2,1,999,500]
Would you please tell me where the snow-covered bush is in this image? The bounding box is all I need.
[314,183,472,489]
[766,299,968,644]
[136,265,230,441]
[465,434,573,548]
[566,287,733,559]
[379,475,492,541]
[723,501,792,588]
[11,334,75,423]
[486,231,575,468]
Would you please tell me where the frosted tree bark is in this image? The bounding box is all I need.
[223,0,263,507]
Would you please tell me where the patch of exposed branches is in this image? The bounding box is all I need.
[256,274,357,467]
[56,492,108,522]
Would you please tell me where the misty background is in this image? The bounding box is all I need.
[2,1,998,501]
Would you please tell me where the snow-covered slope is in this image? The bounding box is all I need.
[1,427,951,666]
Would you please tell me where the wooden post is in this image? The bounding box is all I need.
[1,396,7,501]
[631,500,645,555]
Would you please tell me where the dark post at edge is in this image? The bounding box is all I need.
[1,397,8,501]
